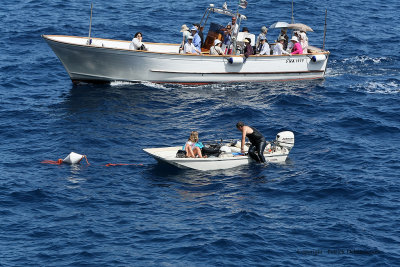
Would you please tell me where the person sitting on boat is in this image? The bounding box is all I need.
[277,28,289,50]
[242,27,256,53]
[179,24,190,53]
[184,131,207,158]
[273,36,289,55]
[129,32,147,51]
[256,26,268,48]
[256,35,270,55]
[290,36,303,54]
[210,39,225,55]
[236,122,266,163]
[222,25,232,54]
[299,30,309,54]
[243,38,253,59]
[190,27,202,52]
[287,31,299,52]
[184,36,200,54]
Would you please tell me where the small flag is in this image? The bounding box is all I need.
[239,0,247,8]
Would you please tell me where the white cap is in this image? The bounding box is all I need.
[214,39,221,45]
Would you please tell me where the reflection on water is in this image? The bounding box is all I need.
[65,164,88,189]
[143,161,297,202]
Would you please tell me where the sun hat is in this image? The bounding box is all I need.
[214,39,221,45]
[188,35,194,40]
[278,36,286,41]
[190,26,197,31]
[180,24,189,32]
[290,36,298,42]
[259,35,266,40]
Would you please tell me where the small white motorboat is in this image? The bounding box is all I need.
[144,131,294,171]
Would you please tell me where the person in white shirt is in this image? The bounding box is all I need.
[256,36,270,55]
[210,39,225,55]
[129,32,147,50]
[273,36,289,55]
[184,36,200,54]
[227,17,239,38]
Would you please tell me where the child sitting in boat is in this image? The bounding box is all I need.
[184,131,207,158]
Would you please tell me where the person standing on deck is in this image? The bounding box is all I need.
[227,17,239,38]
[277,28,289,50]
[190,27,202,52]
[256,26,268,48]
[236,121,267,163]
[179,24,190,53]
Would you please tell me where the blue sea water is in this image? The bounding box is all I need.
[1,0,400,266]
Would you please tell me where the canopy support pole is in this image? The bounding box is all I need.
[87,3,93,45]
[323,9,327,50]
[291,0,294,23]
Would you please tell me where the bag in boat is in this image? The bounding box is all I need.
[176,150,186,158]
[201,144,221,157]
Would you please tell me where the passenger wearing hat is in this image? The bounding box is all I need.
[256,35,270,55]
[290,36,303,54]
[179,24,190,53]
[210,39,224,55]
[184,35,200,54]
[256,26,268,48]
[190,26,202,52]
[243,37,254,59]
[273,36,289,55]
[277,28,289,50]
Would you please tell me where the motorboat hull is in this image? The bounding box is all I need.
[143,146,289,171]
[43,35,329,84]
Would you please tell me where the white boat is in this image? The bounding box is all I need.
[143,131,294,171]
[42,4,329,84]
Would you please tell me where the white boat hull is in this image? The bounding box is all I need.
[43,35,329,84]
[143,146,289,171]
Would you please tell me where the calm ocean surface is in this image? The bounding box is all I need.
[1,0,400,266]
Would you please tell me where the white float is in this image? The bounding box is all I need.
[63,152,85,164]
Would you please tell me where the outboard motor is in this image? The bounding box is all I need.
[276,131,295,150]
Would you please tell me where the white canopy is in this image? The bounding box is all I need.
[269,21,289,29]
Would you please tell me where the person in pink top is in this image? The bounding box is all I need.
[290,36,303,54]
